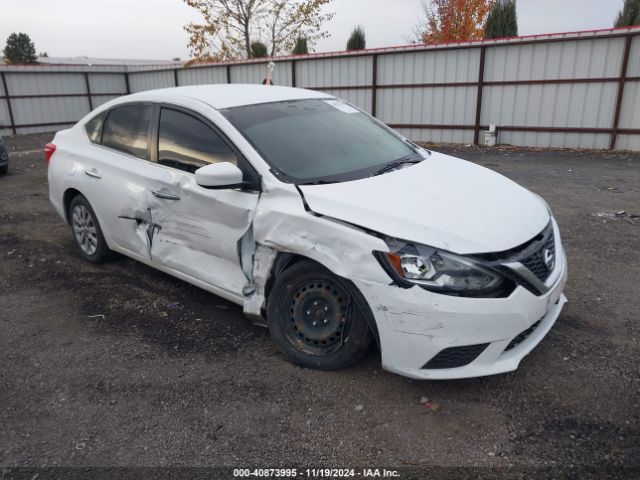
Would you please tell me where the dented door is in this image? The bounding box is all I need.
[148,170,258,296]
[144,106,260,297]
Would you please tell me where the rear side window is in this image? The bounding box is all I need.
[158,108,237,173]
[102,104,153,160]
[85,112,105,144]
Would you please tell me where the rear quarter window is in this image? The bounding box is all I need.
[101,104,153,160]
[84,112,105,144]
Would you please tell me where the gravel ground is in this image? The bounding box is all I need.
[0,133,639,477]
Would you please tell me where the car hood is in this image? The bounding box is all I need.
[298,151,550,254]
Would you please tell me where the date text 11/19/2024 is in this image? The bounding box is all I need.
[233,468,400,478]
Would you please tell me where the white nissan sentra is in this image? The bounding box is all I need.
[47,84,567,379]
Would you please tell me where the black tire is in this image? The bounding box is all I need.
[267,260,373,370]
[68,194,110,263]
[0,164,7,175]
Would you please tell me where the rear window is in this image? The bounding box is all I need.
[102,104,153,160]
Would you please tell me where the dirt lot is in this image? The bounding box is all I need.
[1,133,639,476]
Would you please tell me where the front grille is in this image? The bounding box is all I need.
[422,343,489,369]
[504,320,542,352]
[521,231,555,282]
[473,222,557,292]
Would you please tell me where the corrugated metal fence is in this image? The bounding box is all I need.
[2,26,640,150]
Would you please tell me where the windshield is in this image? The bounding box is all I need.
[222,99,419,183]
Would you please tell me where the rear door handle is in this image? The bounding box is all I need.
[151,190,180,201]
[85,168,101,179]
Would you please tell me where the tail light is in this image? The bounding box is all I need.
[44,143,56,164]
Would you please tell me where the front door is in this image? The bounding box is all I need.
[145,106,259,297]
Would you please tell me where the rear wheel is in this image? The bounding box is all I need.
[267,260,372,370]
[68,194,110,263]
[0,164,7,175]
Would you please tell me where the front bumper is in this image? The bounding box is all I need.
[356,231,568,380]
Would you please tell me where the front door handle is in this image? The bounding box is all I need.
[151,190,180,201]
[85,168,101,179]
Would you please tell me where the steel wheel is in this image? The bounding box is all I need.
[72,204,98,256]
[267,260,373,370]
[284,277,353,357]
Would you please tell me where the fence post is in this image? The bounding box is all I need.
[83,72,93,111]
[610,35,632,151]
[371,54,378,117]
[124,72,131,94]
[173,68,179,87]
[226,64,231,84]
[291,59,296,87]
[1,72,16,135]
[473,46,486,145]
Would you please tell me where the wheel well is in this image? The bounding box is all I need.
[62,188,82,223]
[263,252,380,346]
[264,252,305,303]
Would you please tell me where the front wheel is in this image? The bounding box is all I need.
[267,260,373,370]
[68,194,110,263]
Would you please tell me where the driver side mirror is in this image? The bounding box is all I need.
[195,162,244,189]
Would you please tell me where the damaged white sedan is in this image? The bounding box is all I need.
[47,85,567,379]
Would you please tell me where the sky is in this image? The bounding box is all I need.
[0,0,627,61]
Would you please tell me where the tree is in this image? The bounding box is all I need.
[183,0,334,60]
[251,41,269,57]
[614,0,640,27]
[346,25,366,50]
[484,0,517,39]
[292,37,309,54]
[412,0,495,45]
[3,33,38,64]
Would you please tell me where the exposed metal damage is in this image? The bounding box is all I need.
[118,208,162,260]
[242,244,278,324]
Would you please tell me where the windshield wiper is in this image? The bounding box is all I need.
[372,156,424,177]
[297,179,339,186]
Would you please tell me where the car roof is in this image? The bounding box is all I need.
[121,84,333,110]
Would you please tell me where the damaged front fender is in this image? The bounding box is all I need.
[240,186,391,319]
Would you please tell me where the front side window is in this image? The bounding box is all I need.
[102,104,153,160]
[222,99,418,183]
[157,108,237,174]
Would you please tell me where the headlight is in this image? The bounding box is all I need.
[374,242,515,298]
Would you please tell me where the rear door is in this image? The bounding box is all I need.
[146,105,260,297]
[81,102,178,261]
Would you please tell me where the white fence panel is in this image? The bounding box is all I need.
[378,49,480,85]
[177,66,227,85]
[91,94,121,109]
[497,131,610,150]
[296,56,372,88]
[484,37,624,81]
[88,74,127,94]
[129,71,174,92]
[395,127,474,145]
[7,72,86,95]
[12,97,89,133]
[481,83,618,129]
[378,86,477,126]
[0,100,11,136]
